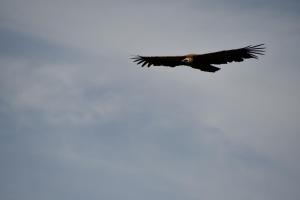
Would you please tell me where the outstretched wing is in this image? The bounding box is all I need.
[131,55,185,67]
[194,44,265,65]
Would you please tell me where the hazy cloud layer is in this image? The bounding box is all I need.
[1,1,300,200]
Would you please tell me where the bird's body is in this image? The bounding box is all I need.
[131,44,265,73]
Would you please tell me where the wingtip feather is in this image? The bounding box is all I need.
[245,44,266,58]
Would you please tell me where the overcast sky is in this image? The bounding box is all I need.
[1,0,300,200]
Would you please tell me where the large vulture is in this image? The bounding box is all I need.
[131,44,265,73]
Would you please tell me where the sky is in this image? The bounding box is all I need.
[0,0,300,200]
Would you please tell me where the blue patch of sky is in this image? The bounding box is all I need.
[190,0,300,15]
[0,28,85,63]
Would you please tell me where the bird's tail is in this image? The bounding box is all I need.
[195,65,220,73]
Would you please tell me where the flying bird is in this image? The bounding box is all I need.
[131,44,265,73]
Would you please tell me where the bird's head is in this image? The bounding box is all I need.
[182,57,193,65]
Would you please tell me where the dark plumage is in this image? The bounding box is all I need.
[131,44,265,73]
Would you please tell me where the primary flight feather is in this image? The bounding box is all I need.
[131,44,265,73]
